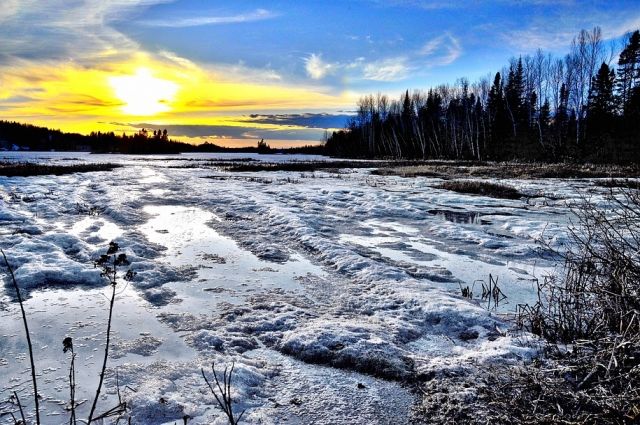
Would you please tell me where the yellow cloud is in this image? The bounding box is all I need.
[0,53,356,143]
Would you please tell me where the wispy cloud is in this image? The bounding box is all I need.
[419,33,462,65]
[368,0,575,9]
[142,8,277,28]
[363,57,411,81]
[303,33,461,84]
[499,6,640,52]
[302,54,412,82]
[367,0,463,10]
[603,14,640,39]
[0,0,20,22]
[304,54,334,79]
[0,0,167,64]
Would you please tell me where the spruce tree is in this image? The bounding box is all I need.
[617,30,640,113]
[588,63,616,121]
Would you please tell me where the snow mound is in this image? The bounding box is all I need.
[278,321,413,380]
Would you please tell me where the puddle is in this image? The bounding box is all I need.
[428,209,490,225]
[0,285,195,422]
[69,216,123,242]
[139,205,326,312]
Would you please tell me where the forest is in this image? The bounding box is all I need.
[0,121,323,155]
[326,28,640,163]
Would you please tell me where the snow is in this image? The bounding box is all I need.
[0,152,609,424]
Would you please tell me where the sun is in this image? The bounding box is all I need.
[109,68,178,116]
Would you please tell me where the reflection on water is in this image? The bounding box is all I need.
[0,285,196,422]
[140,205,326,312]
[69,216,122,242]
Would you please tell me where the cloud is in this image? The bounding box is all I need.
[368,0,575,9]
[603,15,640,40]
[247,113,352,129]
[499,6,640,53]
[363,57,411,81]
[419,33,462,65]
[303,54,411,82]
[305,54,334,79]
[142,9,277,28]
[502,27,578,51]
[0,0,168,64]
[302,33,460,84]
[0,0,20,22]
[367,0,463,10]
[118,122,328,141]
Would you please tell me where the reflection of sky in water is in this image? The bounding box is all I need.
[69,216,123,242]
[0,285,195,421]
[140,205,326,312]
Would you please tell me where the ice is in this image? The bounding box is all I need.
[0,152,600,423]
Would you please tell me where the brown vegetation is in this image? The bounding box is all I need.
[434,180,523,199]
[373,162,640,179]
[0,162,121,177]
[418,187,640,424]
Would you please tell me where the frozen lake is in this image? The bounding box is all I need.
[0,152,604,423]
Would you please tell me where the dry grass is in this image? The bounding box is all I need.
[434,180,523,199]
[513,188,640,423]
[596,178,640,189]
[0,162,120,177]
[375,162,640,179]
[416,187,640,424]
[222,160,406,173]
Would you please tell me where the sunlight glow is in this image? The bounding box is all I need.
[109,68,178,116]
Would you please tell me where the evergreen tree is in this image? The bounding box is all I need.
[488,72,507,146]
[617,30,640,113]
[586,63,617,158]
[588,63,617,121]
[540,98,551,129]
[505,58,526,133]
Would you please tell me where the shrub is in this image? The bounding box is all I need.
[513,187,640,422]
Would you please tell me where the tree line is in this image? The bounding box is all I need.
[0,121,325,155]
[326,28,640,163]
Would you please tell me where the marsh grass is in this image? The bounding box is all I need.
[222,160,411,173]
[434,180,523,200]
[375,162,640,179]
[596,178,640,189]
[0,162,120,177]
[462,189,640,423]
[418,187,640,423]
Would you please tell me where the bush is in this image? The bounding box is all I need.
[513,187,640,423]
[417,187,640,424]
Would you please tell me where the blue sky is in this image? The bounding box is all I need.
[120,0,640,91]
[0,0,639,145]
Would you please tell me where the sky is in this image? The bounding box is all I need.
[0,0,639,147]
